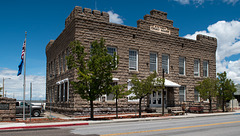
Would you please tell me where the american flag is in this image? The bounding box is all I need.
[17,39,26,76]
[21,40,26,59]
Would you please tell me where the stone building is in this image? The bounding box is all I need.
[45,6,217,115]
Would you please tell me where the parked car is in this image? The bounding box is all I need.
[16,101,44,117]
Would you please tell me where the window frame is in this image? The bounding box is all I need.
[179,57,185,75]
[194,89,200,102]
[179,86,186,102]
[107,46,117,57]
[150,52,158,73]
[129,49,138,71]
[194,59,200,77]
[203,60,209,77]
[162,54,169,74]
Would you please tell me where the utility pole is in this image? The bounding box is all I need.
[2,77,11,97]
[162,69,165,116]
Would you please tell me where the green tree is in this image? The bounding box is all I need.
[66,38,118,119]
[195,78,218,112]
[217,71,237,112]
[130,72,164,118]
[112,84,130,119]
[0,87,2,97]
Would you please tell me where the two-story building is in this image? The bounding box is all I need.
[45,6,217,115]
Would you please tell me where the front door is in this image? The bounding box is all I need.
[149,90,167,107]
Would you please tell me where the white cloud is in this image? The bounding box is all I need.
[193,0,205,5]
[0,68,46,100]
[107,11,124,24]
[174,0,190,4]
[184,20,240,84]
[223,0,239,5]
[174,0,239,5]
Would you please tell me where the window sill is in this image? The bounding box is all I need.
[129,70,139,74]
[179,74,186,77]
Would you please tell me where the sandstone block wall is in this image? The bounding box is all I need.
[45,6,217,115]
[0,97,16,121]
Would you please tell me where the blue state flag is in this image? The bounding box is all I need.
[17,40,26,76]
[17,59,23,76]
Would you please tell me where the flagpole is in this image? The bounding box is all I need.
[23,31,27,120]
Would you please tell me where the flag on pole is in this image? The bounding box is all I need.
[17,40,26,76]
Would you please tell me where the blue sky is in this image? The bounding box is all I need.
[0,0,240,100]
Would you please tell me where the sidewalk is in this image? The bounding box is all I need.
[1,110,240,130]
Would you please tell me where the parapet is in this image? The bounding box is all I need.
[65,6,109,28]
[196,34,217,42]
[45,40,54,53]
[137,9,179,36]
[150,9,167,19]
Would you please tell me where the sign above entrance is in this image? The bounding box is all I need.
[150,25,171,35]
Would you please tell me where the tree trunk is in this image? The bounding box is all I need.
[90,99,94,120]
[139,98,142,118]
[209,97,212,113]
[116,98,118,119]
[222,93,225,112]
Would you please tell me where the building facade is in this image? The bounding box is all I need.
[45,6,217,115]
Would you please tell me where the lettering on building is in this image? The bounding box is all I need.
[150,25,170,35]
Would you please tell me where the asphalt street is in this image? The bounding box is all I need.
[1,114,240,136]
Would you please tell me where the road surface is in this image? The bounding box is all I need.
[1,114,240,136]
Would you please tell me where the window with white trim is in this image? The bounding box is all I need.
[203,60,208,77]
[194,89,200,102]
[56,79,69,102]
[150,52,157,72]
[107,47,117,57]
[179,57,185,75]
[194,59,200,76]
[162,54,169,74]
[129,50,138,71]
[179,86,186,102]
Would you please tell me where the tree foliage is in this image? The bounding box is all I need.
[217,71,237,112]
[130,72,164,117]
[195,78,218,112]
[112,84,130,118]
[66,38,118,119]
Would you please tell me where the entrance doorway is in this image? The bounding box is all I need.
[149,90,167,107]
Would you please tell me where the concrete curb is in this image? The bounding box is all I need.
[1,111,239,130]
[0,122,88,130]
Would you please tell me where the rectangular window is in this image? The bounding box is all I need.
[129,50,138,71]
[54,59,56,77]
[179,57,185,75]
[150,52,157,72]
[194,89,200,102]
[52,86,55,102]
[51,61,53,77]
[48,63,51,78]
[57,85,60,102]
[162,54,169,74]
[194,59,200,76]
[59,55,61,74]
[107,47,117,57]
[66,48,69,71]
[203,60,208,77]
[62,52,65,72]
[179,86,185,102]
[61,84,64,102]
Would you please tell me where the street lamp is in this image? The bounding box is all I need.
[2,77,11,97]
